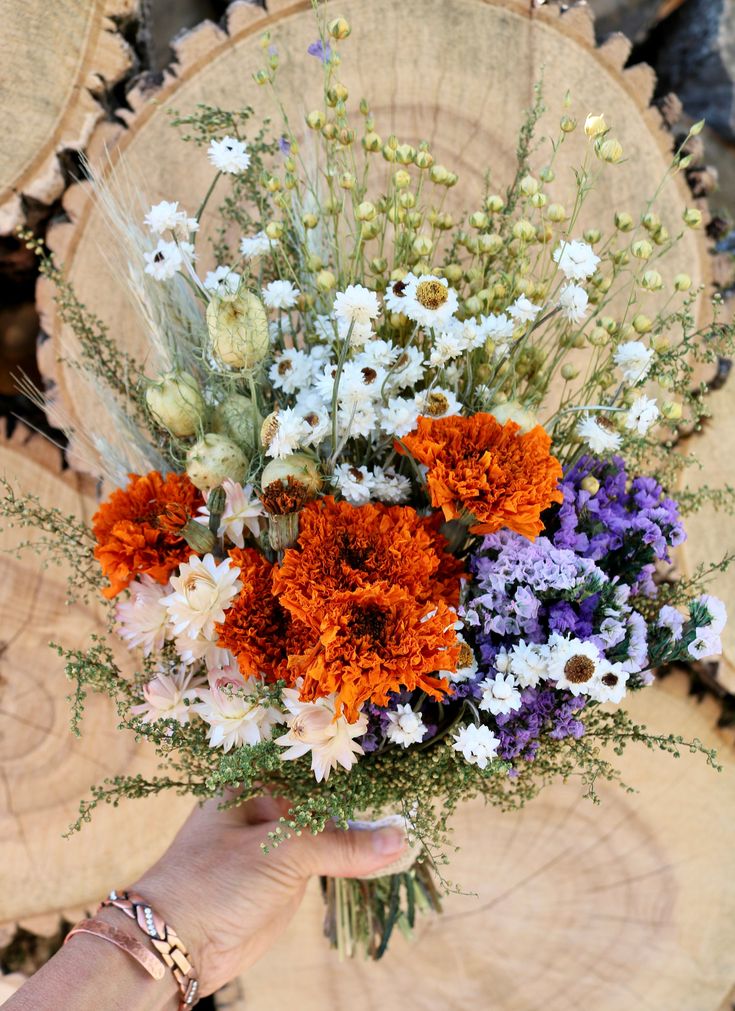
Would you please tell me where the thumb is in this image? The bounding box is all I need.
[280,823,408,879]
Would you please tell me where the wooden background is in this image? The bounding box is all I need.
[1,0,735,1007]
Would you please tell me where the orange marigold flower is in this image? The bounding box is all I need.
[398,413,563,539]
[93,471,201,598]
[272,496,465,622]
[217,548,314,681]
[288,583,458,722]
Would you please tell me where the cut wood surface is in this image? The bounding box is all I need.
[218,672,735,1011]
[0,423,190,926]
[0,0,136,233]
[39,0,708,453]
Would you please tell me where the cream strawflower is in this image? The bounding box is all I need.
[696,594,728,634]
[203,265,241,299]
[332,463,374,504]
[625,394,659,434]
[130,667,204,725]
[333,284,381,325]
[553,240,600,280]
[577,413,622,454]
[175,636,234,671]
[508,294,542,323]
[162,554,242,640]
[452,724,499,769]
[239,230,272,258]
[379,396,421,438]
[478,672,522,715]
[269,348,312,394]
[371,466,411,504]
[194,675,282,752]
[383,273,416,314]
[403,274,459,329]
[116,575,170,656]
[547,635,602,696]
[144,239,188,281]
[385,704,427,748]
[449,636,479,684]
[506,641,549,688]
[263,407,312,459]
[558,283,589,323]
[275,689,368,782]
[262,279,300,310]
[414,387,461,420]
[197,478,264,548]
[144,201,188,235]
[614,340,654,384]
[208,136,251,174]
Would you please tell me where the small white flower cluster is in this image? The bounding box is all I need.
[142,200,199,282]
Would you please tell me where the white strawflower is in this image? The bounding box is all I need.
[194,676,282,752]
[333,463,374,504]
[269,348,313,394]
[414,386,462,420]
[588,662,629,704]
[204,265,241,299]
[625,395,659,434]
[577,414,622,453]
[452,724,499,769]
[116,575,171,656]
[313,314,339,343]
[337,316,375,348]
[175,636,234,671]
[357,339,399,369]
[208,136,251,174]
[197,478,264,548]
[479,312,515,340]
[240,230,272,258]
[294,391,331,446]
[333,284,381,325]
[479,672,523,715]
[553,239,600,280]
[262,279,300,310]
[658,604,684,640]
[338,403,378,439]
[371,466,411,504]
[429,328,468,367]
[383,273,416,314]
[275,689,368,782]
[130,667,204,726]
[614,340,654,384]
[507,641,549,688]
[337,360,386,410]
[508,294,542,323]
[558,283,589,323]
[162,554,241,640]
[379,397,421,437]
[263,407,312,459]
[144,200,187,235]
[143,239,186,281]
[403,274,459,329]
[695,594,728,634]
[389,345,426,390]
[385,704,427,748]
[547,635,602,696]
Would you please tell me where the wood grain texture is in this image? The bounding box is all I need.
[218,673,735,1011]
[39,0,708,454]
[0,0,136,233]
[0,423,191,925]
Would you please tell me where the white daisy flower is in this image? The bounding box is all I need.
[508,294,542,323]
[588,662,629,704]
[337,360,386,409]
[264,407,312,458]
[269,347,313,394]
[143,239,187,281]
[262,279,300,310]
[558,283,589,324]
[449,636,479,684]
[239,230,272,258]
[196,479,264,549]
[385,704,427,748]
[333,284,381,325]
[547,635,602,696]
[203,265,241,299]
[414,386,462,420]
[613,340,654,385]
[452,724,499,769]
[371,466,411,504]
[338,403,378,439]
[130,667,205,726]
[403,274,459,329]
[577,414,622,454]
[383,273,416,314]
[478,672,523,715]
[116,575,170,656]
[553,239,600,281]
[625,394,659,434]
[293,390,331,445]
[332,463,374,504]
[356,339,398,370]
[162,554,242,640]
[194,676,282,752]
[389,345,426,390]
[657,605,684,641]
[275,689,367,782]
[208,136,251,174]
[380,396,421,438]
[507,641,549,688]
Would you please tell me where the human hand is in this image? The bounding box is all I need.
[131,796,407,997]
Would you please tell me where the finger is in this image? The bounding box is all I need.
[277,823,408,879]
[241,795,292,825]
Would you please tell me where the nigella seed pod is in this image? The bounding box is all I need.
[186,434,249,491]
[145,371,204,437]
[212,394,262,454]
[207,290,269,371]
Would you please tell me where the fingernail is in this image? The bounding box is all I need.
[372,827,406,855]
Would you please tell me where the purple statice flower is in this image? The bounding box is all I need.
[278,135,291,156]
[307,39,333,63]
[495,687,586,762]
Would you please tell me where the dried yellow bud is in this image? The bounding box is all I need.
[470,211,488,229]
[485,194,504,213]
[412,235,433,256]
[683,207,702,228]
[595,137,623,163]
[186,434,249,491]
[306,110,325,130]
[580,475,600,495]
[328,16,351,39]
[560,115,577,133]
[430,164,449,185]
[547,203,566,222]
[512,219,536,242]
[415,149,434,170]
[520,175,539,196]
[674,272,692,291]
[588,326,608,346]
[145,372,204,437]
[583,228,601,244]
[301,213,318,229]
[615,211,633,231]
[265,221,284,240]
[356,201,377,221]
[396,143,415,165]
[584,113,607,137]
[443,263,463,283]
[631,239,653,260]
[531,193,547,208]
[651,333,670,352]
[632,314,653,334]
[316,269,336,291]
[362,131,382,152]
[207,290,269,370]
[642,212,661,232]
[661,401,682,420]
[561,363,580,380]
[393,169,411,189]
[339,171,355,189]
[641,270,663,291]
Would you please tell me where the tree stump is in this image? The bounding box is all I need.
[217,672,735,1011]
[0,0,137,233]
[0,422,191,927]
[38,0,708,471]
